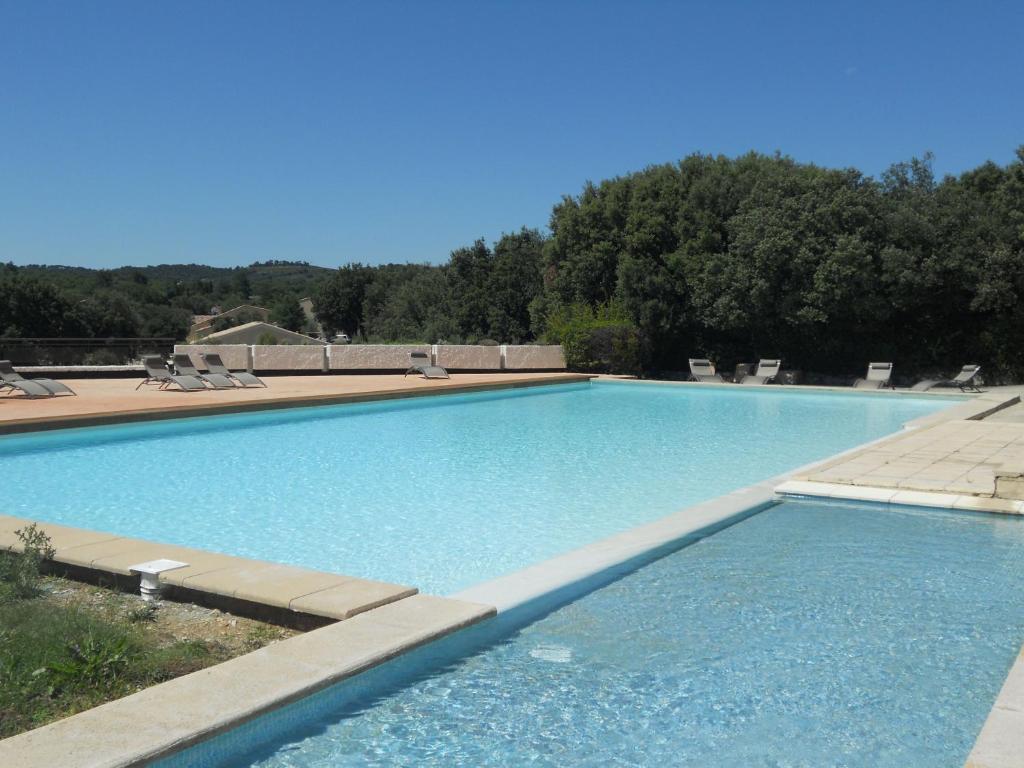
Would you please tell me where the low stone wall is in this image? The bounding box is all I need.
[434,345,502,370]
[328,344,430,371]
[174,345,252,372]
[502,345,566,370]
[252,345,327,371]
[170,343,566,373]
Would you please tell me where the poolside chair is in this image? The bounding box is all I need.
[688,359,724,383]
[741,359,782,386]
[854,362,894,390]
[136,355,208,391]
[200,352,266,388]
[912,365,982,393]
[404,351,449,379]
[0,360,76,396]
[173,354,236,389]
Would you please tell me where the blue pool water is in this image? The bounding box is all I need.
[161,500,1024,768]
[1,381,952,593]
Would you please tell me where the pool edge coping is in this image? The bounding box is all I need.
[0,373,594,435]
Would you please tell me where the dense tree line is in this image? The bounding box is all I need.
[315,148,1024,380]
[313,228,543,343]
[540,149,1024,380]
[4,148,1023,380]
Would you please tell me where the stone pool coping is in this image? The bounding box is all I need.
[0,594,494,768]
[0,380,1007,766]
[0,515,419,625]
[0,372,592,435]
[966,649,1024,768]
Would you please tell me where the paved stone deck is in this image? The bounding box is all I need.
[0,594,495,768]
[0,372,587,434]
[776,393,1024,512]
[0,514,416,621]
[796,419,1024,495]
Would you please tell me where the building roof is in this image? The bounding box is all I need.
[202,321,324,345]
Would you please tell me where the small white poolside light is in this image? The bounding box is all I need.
[129,559,189,601]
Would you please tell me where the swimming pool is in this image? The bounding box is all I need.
[1,381,953,593]
[158,499,1024,767]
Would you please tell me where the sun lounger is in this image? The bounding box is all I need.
[0,360,76,396]
[173,354,236,389]
[854,362,893,389]
[136,355,208,391]
[688,358,724,383]
[404,351,449,379]
[912,365,982,393]
[741,359,782,385]
[200,353,266,387]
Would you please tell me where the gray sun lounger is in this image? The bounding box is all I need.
[404,351,449,379]
[912,364,982,393]
[200,353,266,387]
[136,355,208,391]
[741,359,782,385]
[173,354,236,389]
[688,358,724,383]
[854,362,894,390]
[0,360,76,396]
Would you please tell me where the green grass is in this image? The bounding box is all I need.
[0,599,219,738]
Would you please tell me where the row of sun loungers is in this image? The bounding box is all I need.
[688,359,782,386]
[137,354,267,391]
[688,359,982,391]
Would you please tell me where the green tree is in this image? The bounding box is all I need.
[270,296,306,333]
[313,264,373,338]
[487,228,544,342]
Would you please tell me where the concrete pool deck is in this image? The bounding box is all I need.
[776,393,1024,514]
[0,372,589,434]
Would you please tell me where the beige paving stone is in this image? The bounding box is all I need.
[826,485,898,503]
[289,579,418,618]
[992,654,1024,714]
[49,536,157,569]
[157,557,246,586]
[890,490,959,507]
[90,542,238,577]
[952,496,1024,514]
[965,707,1024,768]
[0,514,32,550]
[896,477,958,492]
[181,563,352,607]
[19,522,122,555]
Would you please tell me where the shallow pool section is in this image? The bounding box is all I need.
[1,381,952,593]
[160,500,1024,768]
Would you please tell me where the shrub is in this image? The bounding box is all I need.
[543,302,643,375]
[0,525,55,602]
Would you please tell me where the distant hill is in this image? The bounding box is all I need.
[15,260,335,299]
[1,260,340,341]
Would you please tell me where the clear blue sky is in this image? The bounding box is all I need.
[2,1,1021,269]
